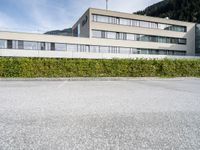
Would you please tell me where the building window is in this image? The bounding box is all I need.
[78,45,90,52]
[120,47,130,54]
[120,18,131,26]
[127,34,136,41]
[97,15,109,23]
[40,42,45,50]
[67,44,77,52]
[0,39,187,56]
[50,43,55,51]
[132,20,140,27]
[55,43,67,51]
[117,33,127,40]
[92,30,186,45]
[92,30,102,38]
[24,41,38,50]
[18,41,24,49]
[107,32,116,39]
[99,46,109,53]
[90,46,100,53]
[0,40,6,49]
[7,40,12,49]
[110,46,119,53]
[92,14,187,32]
[178,39,187,45]
[140,21,150,28]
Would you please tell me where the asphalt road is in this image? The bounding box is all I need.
[0,79,200,150]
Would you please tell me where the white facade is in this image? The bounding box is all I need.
[0,8,198,59]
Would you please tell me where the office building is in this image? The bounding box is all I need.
[0,8,199,59]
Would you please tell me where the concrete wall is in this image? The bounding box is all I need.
[72,9,90,38]
[0,49,199,60]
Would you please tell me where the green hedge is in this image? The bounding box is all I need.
[0,57,200,77]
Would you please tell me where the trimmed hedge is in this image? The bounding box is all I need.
[0,57,200,78]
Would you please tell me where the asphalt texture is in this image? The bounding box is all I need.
[0,79,200,150]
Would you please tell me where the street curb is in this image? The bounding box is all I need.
[0,77,199,81]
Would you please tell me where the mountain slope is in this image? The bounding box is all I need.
[44,28,72,36]
[136,0,200,23]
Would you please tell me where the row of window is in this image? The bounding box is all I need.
[92,14,187,32]
[0,39,186,56]
[92,30,187,45]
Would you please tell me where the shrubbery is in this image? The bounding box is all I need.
[0,57,200,78]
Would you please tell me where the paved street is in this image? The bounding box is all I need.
[0,78,200,150]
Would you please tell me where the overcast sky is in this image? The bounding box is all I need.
[0,0,162,32]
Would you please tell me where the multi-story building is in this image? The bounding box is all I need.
[0,8,199,59]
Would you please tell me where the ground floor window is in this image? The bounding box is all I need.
[1,39,186,56]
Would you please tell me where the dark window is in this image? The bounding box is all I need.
[41,42,45,50]
[50,43,55,51]
[18,41,24,49]
[7,40,12,49]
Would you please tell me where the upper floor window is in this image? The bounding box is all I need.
[92,14,187,32]
[92,30,187,45]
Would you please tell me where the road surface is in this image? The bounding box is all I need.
[0,78,200,149]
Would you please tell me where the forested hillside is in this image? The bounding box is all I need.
[136,0,200,23]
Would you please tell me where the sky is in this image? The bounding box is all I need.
[0,0,162,33]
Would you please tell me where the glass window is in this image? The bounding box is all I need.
[159,50,168,55]
[127,34,136,41]
[149,36,158,42]
[132,20,140,27]
[45,43,50,51]
[67,44,77,52]
[24,41,38,50]
[116,33,126,40]
[120,47,130,54]
[92,15,97,22]
[12,41,17,49]
[120,18,131,26]
[92,14,186,32]
[178,39,186,45]
[158,37,167,43]
[40,42,45,50]
[140,21,150,28]
[90,46,99,53]
[140,49,149,54]
[92,30,102,38]
[97,15,109,23]
[50,43,55,51]
[55,43,67,51]
[78,45,90,52]
[109,17,119,24]
[110,46,119,53]
[130,48,140,54]
[107,32,116,39]
[99,46,109,53]
[168,51,174,55]
[7,40,12,49]
[139,35,149,41]
[149,50,159,55]
[171,38,178,44]
[174,51,186,55]
[0,40,6,49]
[150,22,158,29]
[18,41,24,49]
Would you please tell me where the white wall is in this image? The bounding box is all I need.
[0,49,199,60]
